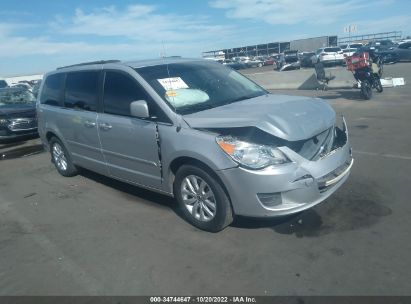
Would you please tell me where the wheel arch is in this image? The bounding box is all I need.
[167,156,232,208]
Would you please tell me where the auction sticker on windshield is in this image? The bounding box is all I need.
[157,77,189,91]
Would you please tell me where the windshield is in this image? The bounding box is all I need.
[0,89,36,107]
[136,61,267,115]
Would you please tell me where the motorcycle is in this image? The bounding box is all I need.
[346,51,383,100]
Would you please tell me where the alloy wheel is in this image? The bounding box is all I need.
[181,175,217,222]
[52,142,68,171]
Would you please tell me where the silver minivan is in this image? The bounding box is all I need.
[37,58,353,232]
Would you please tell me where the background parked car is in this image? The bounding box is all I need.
[396,42,411,61]
[263,57,275,66]
[299,52,316,67]
[275,50,300,70]
[0,80,8,89]
[244,57,264,68]
[222,59,247,70]
[366,40,397,51]
[358,45,399,64]
[0,88,38,141]
[11,83,32,91]
[343,48,358,58]
[313,47,344,66]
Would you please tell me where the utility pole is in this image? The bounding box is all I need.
[344,24,357,45]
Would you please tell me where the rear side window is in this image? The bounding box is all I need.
[40,73,64,106]
[103,71,149,116]
[64,71,98,111]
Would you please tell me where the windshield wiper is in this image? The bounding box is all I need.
[178,103,216,115]
[224,93,266,105]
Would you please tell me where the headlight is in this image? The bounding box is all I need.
[0,118,9,126]
[216,135,290,169]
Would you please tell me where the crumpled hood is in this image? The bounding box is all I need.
[183,94,336,141]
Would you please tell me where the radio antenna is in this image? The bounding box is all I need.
[161,40,167,58]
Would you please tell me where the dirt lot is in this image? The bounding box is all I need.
[1,64,411,295]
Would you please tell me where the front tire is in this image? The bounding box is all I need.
[361,80,373,100]
[49,137,78,177]
[174,164,233,232]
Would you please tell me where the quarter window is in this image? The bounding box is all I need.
[64,71,98,111]
[40,73,64,106]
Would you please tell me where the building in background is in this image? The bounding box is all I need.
[204,31,403,59]
[204,36,338,59]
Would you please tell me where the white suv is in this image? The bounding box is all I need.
[314,47,345,65]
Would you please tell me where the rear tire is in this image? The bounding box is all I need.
[174,164,233,232]
[49,137,78,177]
[361,80,373,100]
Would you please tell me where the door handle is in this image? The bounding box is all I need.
[84,121,96,128]
[99,123,112,130]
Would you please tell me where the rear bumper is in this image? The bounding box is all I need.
[217,123,353,218]
[320,55,345,63]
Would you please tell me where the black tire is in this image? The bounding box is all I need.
[378,63,384,77]
[375,78,383,93]
[49,137,78,177]
[360,80,373,100]
[174,163,233,232]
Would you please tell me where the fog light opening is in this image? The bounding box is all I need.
[257,192,282,208]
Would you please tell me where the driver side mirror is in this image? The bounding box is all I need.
[130,100,149,118]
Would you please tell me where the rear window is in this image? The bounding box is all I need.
[302,52,315,57]
[40,73,64,106]
[324,48,341,52]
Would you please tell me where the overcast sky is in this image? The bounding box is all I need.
[1,0,410,76]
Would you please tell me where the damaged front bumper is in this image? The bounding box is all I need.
[217,118,353,217]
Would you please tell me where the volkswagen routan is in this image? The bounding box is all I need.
[37,58,353,232]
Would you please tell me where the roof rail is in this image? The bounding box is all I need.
[57,60,121,70]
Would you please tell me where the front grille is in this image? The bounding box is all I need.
[293,127,334,161]
[317,158,353,193]
[8,118,37,131]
